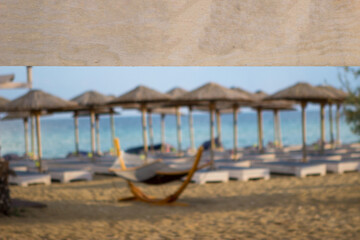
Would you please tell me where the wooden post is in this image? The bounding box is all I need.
[233,104,239,159]
[216,109,222,145]
[161,114,165,153]
[110,110,116,153]
[176,106,182,154]
[320,103,326,154]
[31,116,36,159]
[257,108,264,153]
[329,104,334,147]
[301,102,308,162]
[209,102,215,168]
[147,110,154,152]
[336,103,341,146]
[188,106,195,152]
[276,110,283,148]
[141,104,148,158]
[35,112,42,172]
[74,111,79,155]
[90,109,96,156]
[26,66,33,89]
[95,114,101,155]
[273,110,278,148]
[23,117,29,156]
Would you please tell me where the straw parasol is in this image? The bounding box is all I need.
[252,91,295,151]
[317,85,349,147]
[5,90,77,171]
[71,90,113,155]
[2,111,49,157]
[265,82,337,162]
[109,85,171,157]
[176,82,253,166]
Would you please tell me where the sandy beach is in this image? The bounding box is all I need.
[1,172,359,239]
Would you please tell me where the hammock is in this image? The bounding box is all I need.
[110,138,206,204]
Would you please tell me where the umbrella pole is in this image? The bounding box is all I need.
[96,114,101,155]
[301,102,308,162]
[188,106,195,152]
[176,106,182,155]
[329,104,334,147]
[216,110,222,146]
[110,111,116,154]
[90,110,96,156]
[74,112,79,155]
[336,103,341,146]
[320,103,326,154]
[23,117,29,157]
[233,105,238,160]
[31,116,36,159]
[35,113,42,172]
[277,110,283,148]
[257,108,264,153]
[273,110,278,148]
[161,114,165,153]
[148,111,154,152]
[209,102,215,168]
[141,104,148,159]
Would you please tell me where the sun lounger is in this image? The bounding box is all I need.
[9,171,51,187]
[191,169,229,184]
[252,162,326,178]
[214,159,251,168]
[48,168,92,183]
[218,166,270,181]
[311,160,360,174]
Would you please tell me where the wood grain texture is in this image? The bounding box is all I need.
[0,0,360,66]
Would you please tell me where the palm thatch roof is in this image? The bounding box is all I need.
[177,82,253,104]
[2,111,49,120]
[4,90,78,112]
[110,85,171,105]
[231,87,256,100]
[76,107,119,117]
[0,96,9,111]
[265,82,338,103]
[252,90,295,110]
[0,74,15,84]
[317,85,349,102]
[71,90,112,107]
[167,87,188,99]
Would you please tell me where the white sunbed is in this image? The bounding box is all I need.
[9,171,51,187]
[218,166,270,181]
[48,168,92,183]
[252,161,326,178]
[191,169,229,184]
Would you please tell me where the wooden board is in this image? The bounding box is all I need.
[1,1,360,66]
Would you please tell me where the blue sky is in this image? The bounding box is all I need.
[0,66,346,115]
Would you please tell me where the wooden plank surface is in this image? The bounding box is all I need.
[1,0,360,66]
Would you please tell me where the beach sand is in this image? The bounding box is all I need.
[1,173,360,239]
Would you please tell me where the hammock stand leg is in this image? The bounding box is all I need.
[117,147,204,206]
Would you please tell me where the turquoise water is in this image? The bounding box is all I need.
[0,110,358,158]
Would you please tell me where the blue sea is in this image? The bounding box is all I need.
[0,109,358,158]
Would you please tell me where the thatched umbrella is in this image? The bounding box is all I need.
[109,86,171,158]
[266,82,337,162]
[76,107,119,155]
[4,90,77,171]
[317,85,348,147]
[176,82,253,166]
[252,91,295,151]
[71,90,112,156]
